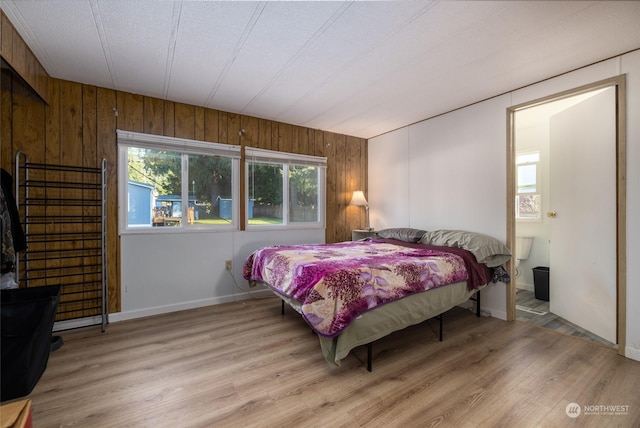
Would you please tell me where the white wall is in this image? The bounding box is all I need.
[370,95,511,320]
[113,228,325,322]
[407,95,509,237]
[368,127,410,230]
[368,50,640,361]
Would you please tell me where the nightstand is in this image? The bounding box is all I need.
[352,229,377,241]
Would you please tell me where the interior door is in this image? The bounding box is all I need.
[548,87,616,344]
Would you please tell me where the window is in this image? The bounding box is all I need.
[516,151,541,220]
[118,130,240,232]
[245,147,326,228]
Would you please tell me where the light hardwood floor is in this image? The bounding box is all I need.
[23,296,640,427]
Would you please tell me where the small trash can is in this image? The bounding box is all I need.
[532,266,550,301]
[1,285,61,401]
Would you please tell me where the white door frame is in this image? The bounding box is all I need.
[506,75,627,356]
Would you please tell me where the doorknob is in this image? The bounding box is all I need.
[546,211,557,218]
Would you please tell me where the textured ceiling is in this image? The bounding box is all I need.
[2,1,640,139]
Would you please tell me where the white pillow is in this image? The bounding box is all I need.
[420,229,511,267]
[376,228,427,243]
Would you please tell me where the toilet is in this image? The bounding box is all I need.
[515,236,534,276]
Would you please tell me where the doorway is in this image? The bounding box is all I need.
[506,76,627,355]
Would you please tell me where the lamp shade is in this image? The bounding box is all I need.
[349,190,368,207]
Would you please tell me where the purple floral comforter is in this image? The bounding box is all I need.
[243,239,489,338]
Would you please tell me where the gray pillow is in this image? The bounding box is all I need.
[419,229,511,267]
[376,228,427,243]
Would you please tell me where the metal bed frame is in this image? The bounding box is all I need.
[280,288,481,372]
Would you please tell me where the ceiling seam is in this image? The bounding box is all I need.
[365,47,640,140]
[276,1,442,125]
[90,0,118,90]
[238,1,354,114]
[204,1,267,107]
[163,1,182,100]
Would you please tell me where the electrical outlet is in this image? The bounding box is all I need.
[225,260,232,271]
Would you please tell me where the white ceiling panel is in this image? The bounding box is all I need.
[96,1,177,97]
[1,1,115,88]
[208,1,351,114]
[246,2,438,117]
[2,1,639,139]
[167,1,262,107]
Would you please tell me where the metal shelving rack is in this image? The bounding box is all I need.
[15,152,108,332]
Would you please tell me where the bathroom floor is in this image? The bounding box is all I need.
[515,288,615,347]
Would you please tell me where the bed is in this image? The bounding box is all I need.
[242,228,511,370]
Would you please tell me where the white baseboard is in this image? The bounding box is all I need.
[483,305,507,321]
[457,302,507,321]
[53,316,104,332]
[625,345,640,362]
[516,283,534,292]
[109,289,273,323]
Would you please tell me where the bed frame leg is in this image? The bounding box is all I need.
[438,313,444,341]
[367,343,372,372]
[476,290,481,317]
[281,299,285,315]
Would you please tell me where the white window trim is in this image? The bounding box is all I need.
[244,147,326,166]
[245,147,326,230]
[117,130,241,234]
[118,130,241,158]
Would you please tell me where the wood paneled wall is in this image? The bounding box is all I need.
[1,13,368,314]
[0,10,49,103]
